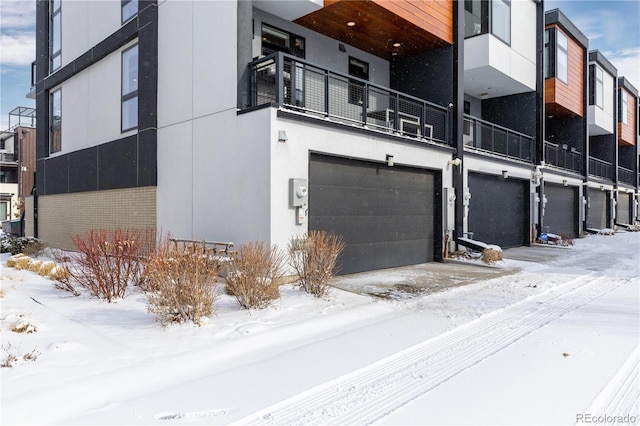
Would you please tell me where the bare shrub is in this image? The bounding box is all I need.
[559,233,575,246]
[14,256,33,270]
[482,248,503,264]
[144,239,221,326]
[288,231,345,298]
[225,241,286,309]
[1,343,40,368]
[21,240,47,257]
[11,315,37,333]
[59,229,152,302]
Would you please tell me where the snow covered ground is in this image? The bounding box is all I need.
[1,232,638,425]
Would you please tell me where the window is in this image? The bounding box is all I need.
[545,28,568,84]
[492,0,510,44]
[464,0,509,44]
[50,89,62,153]
[261,24,305,59]
[122,0,138,24]
[621,91,628,124]
[50,0,61,72]
[595,66,603,108]
[121,44,138,132]
[348,57,369,106]
[556,31,568,84]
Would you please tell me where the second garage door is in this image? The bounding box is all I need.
[617,193,631,225]
[309,154,438,275]
[543,183,578,237]
[587,190,608,229]
[468,172,529,248]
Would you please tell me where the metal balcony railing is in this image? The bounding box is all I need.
[618,167,635,185]
[544,141,582,173]
[249,52,449,145]
[588,156,612,180]
[0,152,16,163]
[463,114,534,162]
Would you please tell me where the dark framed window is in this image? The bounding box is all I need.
[545,28,568,84]
[556,30,568,84]
[595,66,603,108]
[261,24,305,59]
[121,44,138,132]
[50,89,62,154]
[348,57,369,105]
[491,0,510,44]
[31,61,37,87]
[620,90,628,124]
[50,0,61,72]
[464,0,509,44]
[122,0,138,24]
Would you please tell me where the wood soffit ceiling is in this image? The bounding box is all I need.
[294,1,449,60]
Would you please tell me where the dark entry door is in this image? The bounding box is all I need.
[309,154,437,275]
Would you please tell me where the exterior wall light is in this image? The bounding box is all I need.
[502,170,509,179]
[278,130,288,142]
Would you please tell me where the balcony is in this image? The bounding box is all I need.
[463,115,534,162]
[588,156,612,180]
[0,152,16,163]
[249,52,449,145]
[544,142,582,173]
[618,167,636,186]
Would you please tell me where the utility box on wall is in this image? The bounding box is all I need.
[289,178,308,207]
[443,187,456,231]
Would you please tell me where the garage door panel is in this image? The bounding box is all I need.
[312,215,433,245]
[311,157,434,191]
[468,173,528,248]
[543,184,577,237]
[339,240,433,274]
[588,191,607,229]
[310,154,436,274]
[617,194,630,224]
[312,185,432,216]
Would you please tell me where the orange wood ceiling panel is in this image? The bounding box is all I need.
[295,0,453,60]
[544,25,584,117]
[618,90,637,146]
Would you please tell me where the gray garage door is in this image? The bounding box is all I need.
[544,183,577,237]
[309,154,437,275]
[587,190,608,229]
[617,193,631,225]
[468,172,529,248]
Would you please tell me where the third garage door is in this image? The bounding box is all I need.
[309,154,437,275]
[543,183,578,237]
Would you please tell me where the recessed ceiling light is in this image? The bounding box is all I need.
[347,21,356,27]
[393,42,401,47]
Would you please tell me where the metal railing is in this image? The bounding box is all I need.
[588,156,612,180]
[463,114,534,162]
[0,152,16,163]
[618,166,635,185]
[249,52,449,145]
[544,141,582,173]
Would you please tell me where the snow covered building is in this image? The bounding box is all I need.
[29,0,639,274]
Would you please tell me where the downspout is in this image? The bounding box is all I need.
[452,0,465,247]
[535,0,545,242]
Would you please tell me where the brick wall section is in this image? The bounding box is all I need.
[36,187,156,250]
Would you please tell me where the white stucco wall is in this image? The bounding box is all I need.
[50,39,137,157]
[60,1,121,69]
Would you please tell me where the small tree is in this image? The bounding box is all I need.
[288,231,345,298]
[225,241,286,309]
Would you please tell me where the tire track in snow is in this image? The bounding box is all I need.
[582,345,640,424]
[233,272,630,425]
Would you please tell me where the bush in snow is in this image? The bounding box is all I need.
[288,231,345,298]
[144,238,221,326]
[0,235,45,256]
[14,256,33,270]
[1,343,40,368]
[5,253,26,268]
[28,260,43,273]
[11,315,38,334]
[58,229,151,302]
[482,247,503,264]
[225,241,286,309]
[38,261,56,277]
